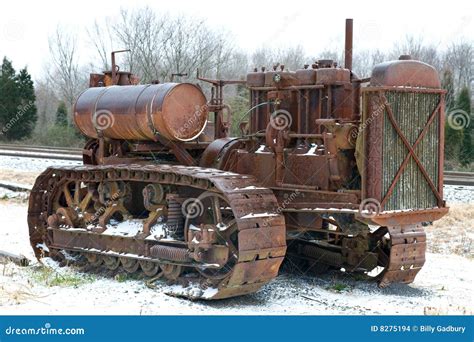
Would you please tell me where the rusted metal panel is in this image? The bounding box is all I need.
[74,83,207,142]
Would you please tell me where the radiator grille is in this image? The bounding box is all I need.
[382,91,440,210]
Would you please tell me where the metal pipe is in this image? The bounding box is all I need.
[344,19,353,70]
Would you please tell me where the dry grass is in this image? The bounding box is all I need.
[426,204,474,258]
[0,263,45,305]
[0,169,39,186]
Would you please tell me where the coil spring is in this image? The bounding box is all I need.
[150,245,190,262]
[166,194,184,238]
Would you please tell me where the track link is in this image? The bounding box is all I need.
[378,224,426,287]
[28,164,286,299]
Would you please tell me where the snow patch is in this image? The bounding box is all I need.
[240,212,279,219]
[103,219,144,236]
[167,284,218,299]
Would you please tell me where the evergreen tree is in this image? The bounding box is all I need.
[0,58,19,139]
[457,87,472,166]
[14,68,37,139]
[55,101,68,126]
[0,57,37,140]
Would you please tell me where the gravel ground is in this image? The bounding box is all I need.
[443,185,474,204]
[0,156,80,173]
[0,159,472,315]
[0,203,472,315]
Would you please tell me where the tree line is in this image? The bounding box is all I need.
[0,7,472,167]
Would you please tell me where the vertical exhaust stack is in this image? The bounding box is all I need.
[345,18,353,70]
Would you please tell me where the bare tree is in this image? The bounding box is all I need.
[47,26,87,110]
[34,78,60,131]
[444,41,473,90]
[250,45,307,71]
[352,49,387,78]
[87,19,115,71]
[111,8,170,82]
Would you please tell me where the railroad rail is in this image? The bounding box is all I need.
[443,171,474,186]
[0,145,473,186]
[0,144,82,161]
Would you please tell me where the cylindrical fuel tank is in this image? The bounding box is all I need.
[73,83,208,142]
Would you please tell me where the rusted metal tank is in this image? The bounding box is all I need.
[74,83,207,142]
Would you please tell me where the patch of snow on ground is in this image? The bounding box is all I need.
[443,185,474,204]
[103,219,144,236]
[0,156,81,173]
[0,201,472,315]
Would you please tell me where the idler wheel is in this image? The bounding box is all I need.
[103,256,121,270]
[120,258,139,273]
[161,264,182,280]
[140,261,161,277]
[85,253,103,267]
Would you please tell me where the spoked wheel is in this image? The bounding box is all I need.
[185,192,238,280]
[140,261,161,277]
[103,256,121,270]
[161,264,182,280]
[85,253,103,267]
[120,258,140,273]
[51,181,95,227]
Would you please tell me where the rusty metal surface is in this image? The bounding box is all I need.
[370,58,441,88]
[26,19,451,299]
[378,225,427,287]
[361,87,446,211]
[74,83,207,142]
[344,19,353,70]
[28,164,286,300]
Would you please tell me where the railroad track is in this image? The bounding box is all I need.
[0,144,473,186]
[0,144,82,161]
[443,171,474,186]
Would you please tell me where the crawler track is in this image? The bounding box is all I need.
[27,164,286,299]
[377,225,426,287]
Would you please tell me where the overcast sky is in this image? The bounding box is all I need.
[1,0,472,80]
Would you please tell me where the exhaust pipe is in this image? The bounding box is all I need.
[344,18,353,70]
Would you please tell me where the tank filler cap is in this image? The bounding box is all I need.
[399,54,412,60]
[317,59,334,68]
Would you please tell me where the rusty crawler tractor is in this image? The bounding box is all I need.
[28,20,448,299]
